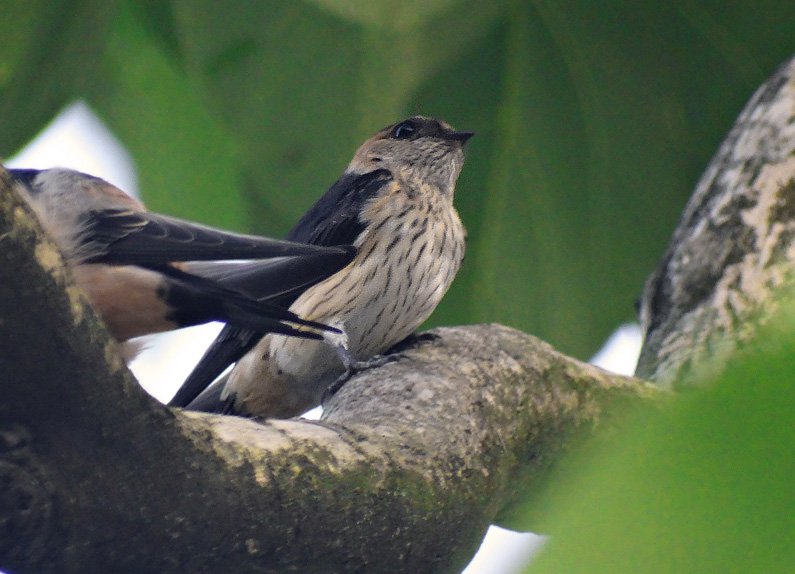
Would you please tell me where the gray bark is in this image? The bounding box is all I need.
[2,53,794,574]
[0,166,655,574]
[637,56,795,384]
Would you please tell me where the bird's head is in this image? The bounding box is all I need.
[347,116,474,194]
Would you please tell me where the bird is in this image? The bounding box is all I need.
[172,115,472,418]
[8,167,355,359]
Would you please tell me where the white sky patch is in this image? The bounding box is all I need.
[463,528,546,574]
[5,100,139,196]
[129,323,225,403]
[8,102,646,573]
[589,323,643,376]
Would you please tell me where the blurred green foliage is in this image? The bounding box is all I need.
[2,0,794,358]
[522,314,795,573]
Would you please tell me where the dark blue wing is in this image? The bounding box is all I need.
[286,168,393,246]
[82,209,348,265]
[173,169,392,410]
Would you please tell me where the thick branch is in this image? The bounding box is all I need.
[637,55,795,384]
[0,167,655,574]
[5,54,792,574]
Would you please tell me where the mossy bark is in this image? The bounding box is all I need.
[636,56,795,385]
[0,166,653,573]
[2,54,795,574]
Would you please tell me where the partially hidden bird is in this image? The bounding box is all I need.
[8,167,355,359]
[172,116,472,418]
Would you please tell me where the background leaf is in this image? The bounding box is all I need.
[2,0,794,357]
[0,0,116,154]
[523,316,795,573]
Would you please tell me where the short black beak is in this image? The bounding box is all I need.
[446,131,475,143]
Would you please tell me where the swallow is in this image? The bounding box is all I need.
[9,167,355,359]
[172,116,471,417]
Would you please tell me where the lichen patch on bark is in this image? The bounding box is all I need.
[637,57,795,384]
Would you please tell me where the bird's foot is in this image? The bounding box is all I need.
[321,352,402,406]
[387,331,441,353]
[348,353,402,374]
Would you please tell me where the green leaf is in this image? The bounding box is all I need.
[88,1,243,229]
[305,0,465,30]
[3,0,795,356]
[524,318,795,572]
[168,0,498,235]
[0,0,117,156]
[415,0,795,356]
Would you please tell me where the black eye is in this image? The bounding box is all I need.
[392,122,415,139]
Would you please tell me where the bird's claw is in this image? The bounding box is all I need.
[321,352,403,406]
[388,331,441,353]
[348,353,402,373]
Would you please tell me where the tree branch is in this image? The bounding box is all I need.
[0,166,655,573]
[3,53,793,574]
[637,55,795,384]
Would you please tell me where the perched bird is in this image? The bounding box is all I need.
[9,167,355,359]
[172,116,471,417]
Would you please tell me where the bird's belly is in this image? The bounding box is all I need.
[277,211,463,379]
[340,233,459,359]
[344,271,442,357]
[270,335,342,382]
[229,335,340,417]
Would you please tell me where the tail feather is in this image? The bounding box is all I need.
[168,325,258,408]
